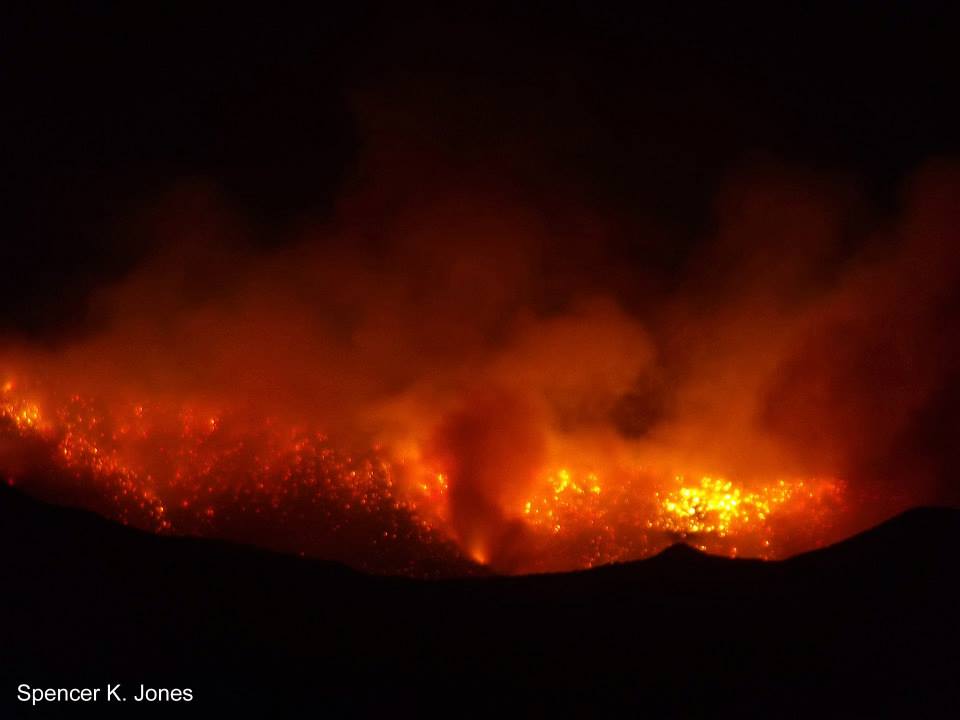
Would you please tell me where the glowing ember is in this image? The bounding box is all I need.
[1,384,43,435]
[0,379,845,574]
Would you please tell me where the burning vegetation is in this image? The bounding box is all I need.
[2,377,844,574]
[2,129,958,575]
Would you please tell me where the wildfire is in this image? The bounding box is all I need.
[1,382,43,434]
[653,475,842,556]
[515,467,842,566]
[523,468,602,534]
[0,379,845,574]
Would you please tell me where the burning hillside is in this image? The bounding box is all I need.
[1,379,843,573]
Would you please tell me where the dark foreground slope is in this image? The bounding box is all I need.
[1,485,958,718]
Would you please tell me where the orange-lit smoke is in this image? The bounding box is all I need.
[2,145,959,574]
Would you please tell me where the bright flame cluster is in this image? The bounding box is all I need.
[653,475,842,556]
[515,467,842,566]
[1,382,42,435]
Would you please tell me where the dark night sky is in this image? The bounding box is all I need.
[3,2,960,338]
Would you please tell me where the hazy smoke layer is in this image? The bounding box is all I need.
[3,90,959,570]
